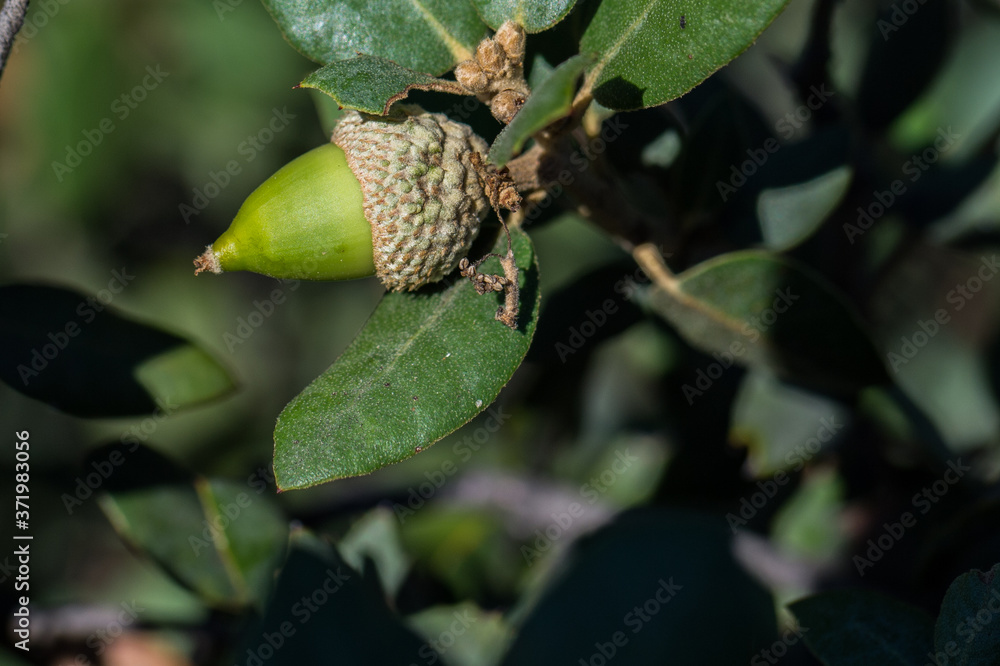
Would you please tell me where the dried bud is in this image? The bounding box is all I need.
[494,21,526,63]
[490,89,526,124]
[454,60,489,93]
[476,38,508,76]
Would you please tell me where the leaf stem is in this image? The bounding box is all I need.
[633,243,679,294]
[381,78,472,115]
[538,135,669,252]
[495,217,520,328]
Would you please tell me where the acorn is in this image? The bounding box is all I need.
[194,105,490,291]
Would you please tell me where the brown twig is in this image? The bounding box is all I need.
[632,243,678,293]
[470,151,521,211]
[495,219,520,328]
[536,134,666,252]
[459,218,520,329]
[379,79,472,115]
[504,144,545,192]
[463,151,523,328]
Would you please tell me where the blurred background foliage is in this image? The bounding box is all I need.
[2,0,1000,664]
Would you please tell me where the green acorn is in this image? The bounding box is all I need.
[194,105,490,291]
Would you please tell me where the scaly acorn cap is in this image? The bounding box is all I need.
[332,105,489,291]
[195,105,490,291]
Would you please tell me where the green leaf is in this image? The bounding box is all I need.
[408,602,512,666]
[261,0,487,75]
[300,55,467,115]
[771,467,846,561]
[790,590,934,665]
[934,563,1000,664]
[856,0,953,131]
[888,325,1000,452]
[472,0,578,33]
[97,444,287,609]
[527,53,556,90]
[239,531,427,662]
[644,251,889,394]
[133,345,236,413]
[730,369,850,475]
[640,128,682,169]
[757,166,853,250]
[0,284,235,417]
[501,510,776,664]
[400,507,523,600]
[489,54,591,167]
[338,507,411,599]
[669,88,773,218]
[579,0,791,111]
[890,20,1000,162]
[274,226,540,490]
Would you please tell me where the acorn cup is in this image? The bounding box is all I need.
[194,105,490,291]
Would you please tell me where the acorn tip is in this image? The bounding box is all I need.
[193,246,222,275]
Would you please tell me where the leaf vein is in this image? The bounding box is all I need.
[406,0,475,63]
[585,0,660,90]
[338,283,465,424]
[194,479,249,600]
